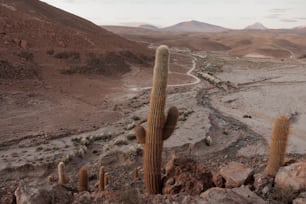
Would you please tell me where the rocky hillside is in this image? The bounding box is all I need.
[0,0,153,79]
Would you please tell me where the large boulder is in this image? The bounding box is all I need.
[219,162,254,188]
[200,186,267,204]
[15,183,73,204]
[162,158,215,195]
[275,162,306,192]
[15,184,50,204]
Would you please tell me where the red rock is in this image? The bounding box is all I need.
[212,172,225,187]
[200,186,267,204]
[20,40,28,49]
[219,162,254,188]
[275,162,306,192]
[162,158,214,195]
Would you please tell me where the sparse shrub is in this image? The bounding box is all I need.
[114,139,128,146]
[17,51,34,61]
[77,145,87,158]
[46,49,54,55]
[54,51,80,60]
[126,146,143,161]
[126,134,136,141]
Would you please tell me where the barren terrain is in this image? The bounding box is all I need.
[1,1,306,203]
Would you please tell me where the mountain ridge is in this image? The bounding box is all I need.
[162,20,228,33]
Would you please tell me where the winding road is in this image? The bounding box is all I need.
[129,52,202,91]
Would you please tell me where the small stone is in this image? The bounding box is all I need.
[261,185,270,196]
[212,172,225,188]
[166,178,175,185]
[220,162,254,188]
[253,172,272,192]
[125,123,136,130]
[204,135,212,146]
[20,40,28,49]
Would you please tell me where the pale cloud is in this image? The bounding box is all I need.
[281,19,298,22]
[40,0,306,29]
[266,14,282,19]
[270,8,291,13]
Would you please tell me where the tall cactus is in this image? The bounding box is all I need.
[135,45,179,194]
[265,115,290,176]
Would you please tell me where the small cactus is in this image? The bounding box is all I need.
[135,45,179,194]
[265,115,290,176]
[79,167,89,192]
[58,162,68,184]
[98,166,105,192]
[133,167,139,180]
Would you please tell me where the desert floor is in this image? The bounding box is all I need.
[0,45,305,203]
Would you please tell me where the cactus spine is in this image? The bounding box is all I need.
[135,45,179,194]
[265,115,290,176]
[79,167,89,192]
[58,162,67,184]
[98,166,105,192]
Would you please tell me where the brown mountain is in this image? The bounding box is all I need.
[162,20,227,33]
[0,0,151,51]
[0,0,153,78]
[0,0,153,142]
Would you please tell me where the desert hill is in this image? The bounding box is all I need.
[0,0,153,143]
[0,0,151,51]
[162,20,228,33]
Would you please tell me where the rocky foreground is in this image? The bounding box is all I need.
[7,157,306,204]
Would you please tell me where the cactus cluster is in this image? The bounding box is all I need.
[135,45,179,194]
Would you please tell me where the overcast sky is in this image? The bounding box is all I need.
[40,0,306,29]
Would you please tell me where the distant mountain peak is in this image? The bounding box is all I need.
[245,22,268,30]
[162,20,227,33]
[138,24,159,30]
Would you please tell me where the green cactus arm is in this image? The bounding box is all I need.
[135,125,146,144]
[163,106,179,140]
